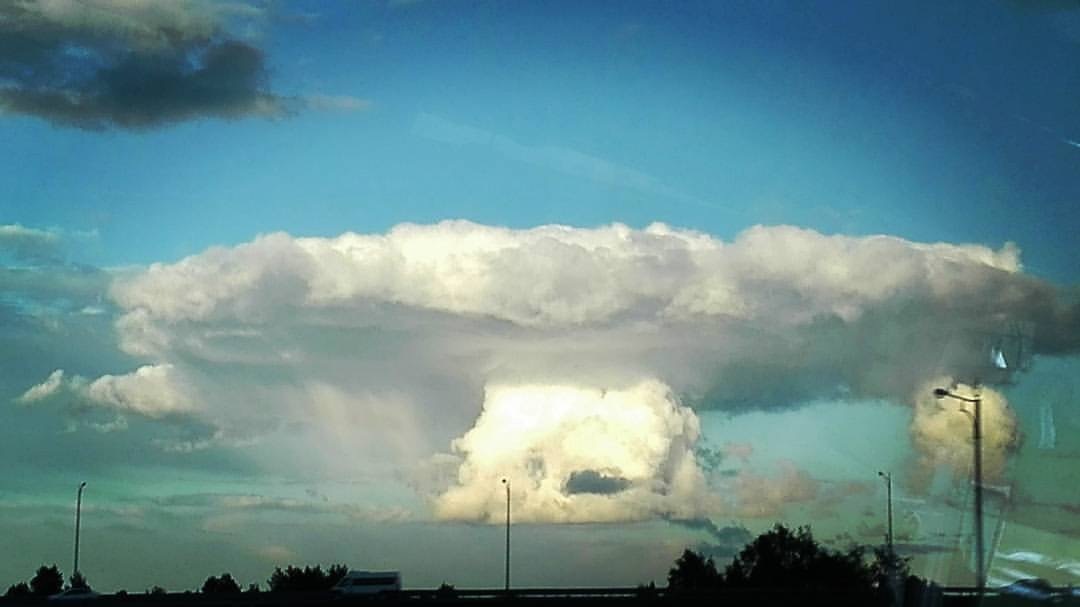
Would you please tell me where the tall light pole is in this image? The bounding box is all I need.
[877,471,894,555]
[73,481,87,582]
[933,387,984,593]
[878,471,899,606]
[501,478,510,593]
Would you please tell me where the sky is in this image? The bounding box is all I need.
[1,0,1079,593]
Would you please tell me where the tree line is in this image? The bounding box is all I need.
[4,563,350,597]
[664,523,937,606]
[5,524,935,602]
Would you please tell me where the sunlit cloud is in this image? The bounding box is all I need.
[910,379,1019,485]
[434,381,708,523]
[19,364,197,419]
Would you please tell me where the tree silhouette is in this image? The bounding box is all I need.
[4,582,30,598]
[667,549,721,591]
[635,581,659,599]
[869,546,909,585]
[723,524,873,590]
[436,582,456,599]
[267,564,348,592]
[30,564,64,596]
[668,523,936,604]
[69,571,89,590]
[201,573,241,594]
[326,564,348,586]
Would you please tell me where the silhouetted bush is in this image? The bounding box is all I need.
[436,582,456,598]
[69,571,89,590]
[667,549,721,591]
[267,564,348,592]
[901,574,940,607]
[30,565,63,596]
[723,524,874,591]
[635,581,659,599]
[667,523,898,599]
[4,582,30,598]
[146,585,167,595]
[201,573,241,594]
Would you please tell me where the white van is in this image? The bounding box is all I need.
[331,571,402,596]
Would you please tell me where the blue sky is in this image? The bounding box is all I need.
[1,0,1079,592]
[6,1,1079,275]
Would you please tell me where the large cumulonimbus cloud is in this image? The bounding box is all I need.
[0,0,288,129]
[18,221,1080,521]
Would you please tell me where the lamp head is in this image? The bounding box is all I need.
[79,481,87,488]
[501,478,507,485]
[933,388,949,399]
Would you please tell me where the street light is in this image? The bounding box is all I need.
[501,478,510,593]
[877,471,894,555]
[73,482,87,582]
[933,387,984,593]
[878,471,899,606]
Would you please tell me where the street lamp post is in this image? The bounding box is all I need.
[877,471,894,555]
[933,387,984,593]
[73,482,87,581]
[501,478,510,593]
[877,471,900,606]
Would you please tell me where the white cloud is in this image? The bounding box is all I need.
[109,221,1027,331]
[17,369,65,403]
[84,364,197,418]
[18,364,197,419]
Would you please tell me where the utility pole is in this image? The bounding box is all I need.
[73,481,87,582]
[878,471,894,555]
[934,387,985,593]
[501,478,510,593]
[878,471,899,606]
[972,393,985,593]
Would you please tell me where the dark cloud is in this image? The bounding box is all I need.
[694,445,725,471]
[696,277,1078,412]
[0,1,290,130]
[668,517,754,559]
[1031,297,1080,355]
[0,264,109,306]
[563,469,631,495]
